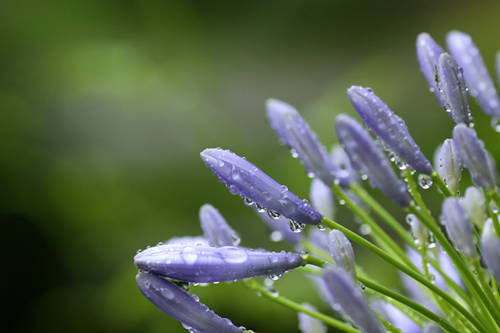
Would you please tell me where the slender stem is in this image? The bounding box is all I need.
[409,204,500,330]
[321,216,484,332]
[359,276,463,333]
[349,184,415,246]
[243,279,360,333]
[301,239,333,263]
[473,258,500,312]
[301,254,326,267]
[431,171,455,197]
[375,312,403,333]
[332,183,416,270]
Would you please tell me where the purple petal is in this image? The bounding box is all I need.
[199,204,240,247]
[416,33,445,104]
[330,145,359,184]
[308,228,329,252]
[298,303,327,333]
[433,138,462,193]
[328,230,356,279]
[323,266,384,333]
[481,219,500,284]
[266,99,351,186]
[335,114,411,206]
[447,31,500,117]
[136,271,242,333]
[201,148,322,225]
[442,197,477,259]
[437,53,471,124]
[372,300,421,333]
[460,186,486,229]
[310,178,335,220]
[452,124,496,190]
[134,243,304,283]
[347,86,432,175]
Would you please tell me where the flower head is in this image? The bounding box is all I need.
[433,138,462,193]
[310,178,335,220]
[481,219,500,284]
[460,187,486,229]
[416,33,445,104]
[328,230,356,279]
[441,197,477,259]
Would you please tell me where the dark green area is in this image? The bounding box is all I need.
[2,1,500,332]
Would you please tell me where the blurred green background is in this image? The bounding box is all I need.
[2,1,500,332]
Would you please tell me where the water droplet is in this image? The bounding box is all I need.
[181,246,198,265]
[267,209,281,219]
[270,231,283,242]
[221,247,249,264]
[316,223,326,231]
[490,201,499,214]
[269,273,283,281]
[360,224,371,235]
[290,149,298,158]
[418,174,433,189]
[338,199,346,205]
[255,203,266,213]
[307,172,315,178]
[289,220,305,233]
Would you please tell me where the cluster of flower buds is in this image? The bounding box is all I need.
[134,29,500,333]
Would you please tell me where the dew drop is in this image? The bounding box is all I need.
[270,231,283,242]
[181,246,198,265]
[418,174,433,189]
[221,247,249,264]
[267,209,281,219]
[243,197,254,206]
[360,224,371,235]
[255,203,266,213]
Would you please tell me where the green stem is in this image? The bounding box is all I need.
[321,216,484,332]
[359,276,463,333]
[408,204,500,330]
[243,279,360,333]
[349,184,415,246]
[431,171,455,197]
[332,183,416,270]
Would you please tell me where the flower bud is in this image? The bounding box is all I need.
[481,219,500,284]
[416,33,445,105]
[199,204,240,247]
[308,229,329,252]
[201,148,322,225]
[437,53,471,124]
[298,303,327,333]
[372,300,421,333]
[134,243,304,283]
[335,114,411,206]
[460,187,486,229]
[447,31,500,117]
[442,197,477,259]
[328,230,356,279]
[452,124,496,190]
[347,86,432,175]
[323,266,384,333]
[136,271,243,333]
[330,145,358,184]
[266,99,351,186]
[433,138,462,193]
[310,178,335,220]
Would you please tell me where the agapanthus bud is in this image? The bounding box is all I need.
[347,86,433,175]
[424,323,443,333]
[416,33,445,104]
[437,53,471,124]
[481,219,500,284]
[266,99,350,186]
[460,187,486,228]
[310,178,335,220]
[308,229,329,252]
[335,114,411,206]
[371,300,421,333]
[134,243,304,283]
[405,213,428,246]
[298,303,327,333]
[433,138,462,193]
[199,204,240,247]
[255,209,302,245]
[328,230,356,279]
[136,272,243,333]
[447,31,500,117]
[441,197,477,259]
[308,275,338,311]
[452,124,496,190]
[201,148,322,225]
[323,266,384,333]
[330,145,359,184]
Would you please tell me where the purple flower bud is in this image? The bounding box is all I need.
[416,33,445,104]
[460,187,486,229]
[328,230,356,279]
[201,148,322,225]
[335,114,411,206]
[136,271,243,333]
[266,99,351,186]
[323,266,384,333]
[298,303,327,333]
[310,178,335,220]
[330,145,359,184]
[199,204,240,247]
[255,209,302,245]
[437,53,471,124]
[347,86,433,175]
[442,197,477,259]
[481,219,500,284]
[452,124,496,190]
[447,31,500,118]
[405,213,428,246]
[308,229,329,252]
[433,138,462,193]
[371,300,421,333]
[134,243,304,283]
[307,275,341,315]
